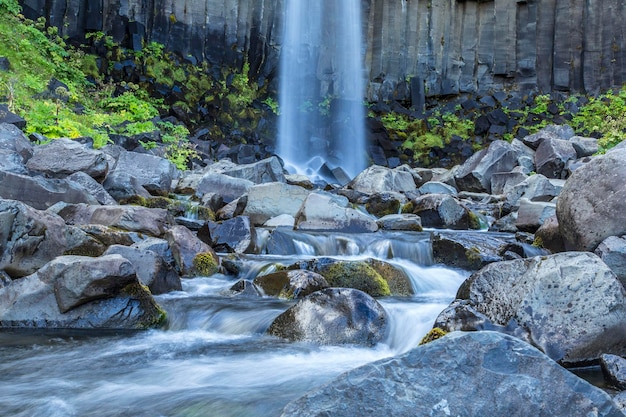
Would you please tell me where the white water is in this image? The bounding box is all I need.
[277,0,367,182]
[0,231,468,417]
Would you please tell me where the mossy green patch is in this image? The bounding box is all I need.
[419,327,448,345]
[192,251,219,276]
[319,261,391,297]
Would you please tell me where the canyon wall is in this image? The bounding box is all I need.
[20,0,626,102]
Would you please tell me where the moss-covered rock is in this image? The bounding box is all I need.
[254,269,329,299]
[419,327,448,345]
[192,251,219,276]
[317,261,391,297]
[366,259,414,296]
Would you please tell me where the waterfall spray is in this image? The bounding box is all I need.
[277,0,367,183]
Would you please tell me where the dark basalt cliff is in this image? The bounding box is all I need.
[20,0,626,101]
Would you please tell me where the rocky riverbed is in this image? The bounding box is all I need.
[0,120,625,415]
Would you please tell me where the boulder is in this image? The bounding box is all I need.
[253,270,329,299]
[103,149,178,199]
[410,193,474,230]
[570,136,599,157]
[26,138,109,181]
[376,213,422,231]
[66,172,117,205]
[0,171,100,210]
[534,138,577,179]
[164,225,217,276]
[295,191,378,233]
[431,231,515,270]
[216,196,247,221]
[434,252,626,365]
[348,165,417,195]
[0,148,29,174]
[57,204,172,236]
[200,216,258,254]
[505,173,560,208]
[454,140,518,193]
[534,215,565,253]
[0,105,25,129]
[557,149,626,251]
[267,288,388,346]
[242,182,310,225]
[600,354,626,391]
[490,172,528,195]
[0,255,165,329]
[103,245,182,294]
[281,331,624,417]
[418,180,458,196]
[0,199,69,278]
[0,123,33,161]
[595,236,626,288]
[220,156,286,184]
[366,259,414,296]
[515,198,556,233]
[73,224,145,247]
[364,191,407,217]
[521,124,575,149]
[131,237,175,266]
[196,172,254,203]
[314,260,391,297]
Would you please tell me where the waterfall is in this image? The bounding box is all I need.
[277,0,367,183]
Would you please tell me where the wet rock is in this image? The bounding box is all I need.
[295,191,378,233]
[410,193,473,230]
[0,199,69,278]
[267,288,388,346]
[57,204,172,236]
[103,245,181,294]
[431,231,515,270]
[515,198,556,233]
[534,138,577,179]
[376,213,422,232]
[348,165,417,195]
[366,259,413,296]
[243,182,310,226]
[165,225,217,276]
[201,216,258,254]
[595,236,626,288]
[434,252,626,365]
[229,279,263,297]
[0,256,165,329]
[557,148,626,251]
[26,138,109,181]
[0,171,100,210]
[315,260,391,297]
[454,140,518,193]
[600,354,626,390]
[254,270,329,299]
[281,331,624,417]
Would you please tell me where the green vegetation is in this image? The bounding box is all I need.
[419,327,448,345]
[192,252,219,276]
[571,87,626,152]
[318,261,391,297]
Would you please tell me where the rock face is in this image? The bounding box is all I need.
[556,148,626,251]
[281,331,625,417]
[434,252,626,365]
[267,288,388,346]
[26,1,626,99]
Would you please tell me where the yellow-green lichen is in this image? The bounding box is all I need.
[192,251,219,276]
[419,327,448,345]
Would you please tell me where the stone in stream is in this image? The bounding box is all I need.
[434,252,626,365]
[280,331,624,417]
[253,270,329,299]
[294,191,378,233]
[267,288,388,346]
[599,354,626,391]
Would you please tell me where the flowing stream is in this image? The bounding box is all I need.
[0,230,468,417]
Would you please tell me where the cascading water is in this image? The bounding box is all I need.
[277,0,367,182]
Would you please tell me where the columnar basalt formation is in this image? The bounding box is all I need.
[20,0,626,101]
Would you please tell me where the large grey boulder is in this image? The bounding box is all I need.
[348,165,417,195]
[0,171,100,210]
[570,136,599,157]
[26,138,109,181]
[103,245,181,294]
[220,155,286,184]
[376,213,422,231]
[0,148,28,174]
[0,255,165,329]
[595,236,626,288]
[0,123,33,161]
[410,193,474,230]
[504,173,561,208]
[434,252,626,365]
[66,172,117,205]
[195,172,254,203]
[56,204,172,236]
[431,231,515,270]
[0,199,70,278]
[267,288,388,346]
[521,124,575,150]
[200,216,258,254]
[103,149,179,199]
[515,198,556,233]
[295,191,378,233]
[534,138,577,179]
[557,148,626,251]
[164,225,217,276]
[242,182,310,225]
[454,140,518,193]
[253,269,329,299]
[281,331,624,417]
